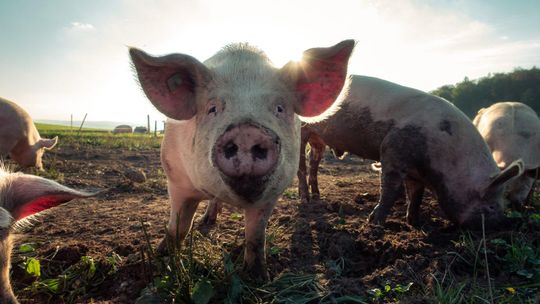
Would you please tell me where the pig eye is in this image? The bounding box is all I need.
[207,105,217,115]
[276,105,284,114]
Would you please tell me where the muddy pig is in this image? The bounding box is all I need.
[473,102,540,206]
[0,97,58,170]
[130,40,355,279]
[0,166,94,303]
[297,75,524,228]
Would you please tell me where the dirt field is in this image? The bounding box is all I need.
[9,142,540,303]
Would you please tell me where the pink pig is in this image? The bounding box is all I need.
[0,97,58,170]
[130,40,355,279]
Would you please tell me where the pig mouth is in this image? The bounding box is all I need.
[220,174,272,203]
[212,121,281,203]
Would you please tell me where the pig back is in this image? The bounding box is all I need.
[305,76,488,166]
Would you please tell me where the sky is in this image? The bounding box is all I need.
[0,0,539,123]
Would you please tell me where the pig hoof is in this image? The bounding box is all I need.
[311,193,320,200]
[243,265,269,283]
[156,238,168,256]
[0,294,19,304]
[406,217,420,227]
[202,215,216,226]
[201,214,217,225]
[156,237,180,256]
[367,212,386,225]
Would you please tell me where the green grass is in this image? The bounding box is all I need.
[35,123,106,132]
[13,243,122,303]
[421,210,540,304]
[136,223,368,304]
[36,123,162,150]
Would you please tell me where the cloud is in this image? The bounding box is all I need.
[69,22,95,31]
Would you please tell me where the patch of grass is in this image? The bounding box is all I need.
[421,207,540,303]
[137,223,368,304]
[369,282,414,303]
[15,242,122,303]
[282,187,298,200]
[36,123,162,150]
[32,166,65,183]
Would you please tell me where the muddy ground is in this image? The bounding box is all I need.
[9,143,540,303]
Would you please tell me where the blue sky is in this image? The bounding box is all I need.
[0,0,539,122]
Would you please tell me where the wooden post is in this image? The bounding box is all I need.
[70,114,73,131]
[154,120,157,137]
[77,113,88,135]
[147,115,150,134]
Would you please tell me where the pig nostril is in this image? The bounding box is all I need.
[251,144,268,160]
[223,142,238,159]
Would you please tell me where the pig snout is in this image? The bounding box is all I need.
[213,123,280,201]
[215,124,279,177]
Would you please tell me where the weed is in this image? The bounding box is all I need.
[282,187,298,199]
[16,243,123,304]
[368,282,413,303]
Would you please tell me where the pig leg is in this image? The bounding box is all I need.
[404,178,425,226]
[368,169,405,224]
[368,133,409,224]
[297,128,310,203]
[201,199,222,225]
[0,233,17,304]
[243,203,274,281]
[157,185,201,254]
[308,135,326,200]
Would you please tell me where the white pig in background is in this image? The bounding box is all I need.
[130,40,355,279]
[0,166,95,304]
[474,102,540,206]
[0,97,58,170]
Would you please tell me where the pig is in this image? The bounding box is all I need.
[473,102,540,207]
[0,97,58,170]
[296,75,524,228]
[0,165,94,304]
[130,40,355,279]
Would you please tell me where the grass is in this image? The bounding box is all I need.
[136,221,369,304]
[36,123,162,150]
[13,243,122,303]
[422,208,540,304]
[15,129,540,303]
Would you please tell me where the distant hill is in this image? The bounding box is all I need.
[35,120,146,130]
[431,67,540,118]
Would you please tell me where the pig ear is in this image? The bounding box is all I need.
[281,40,355,117]
[38,136,58,150]
[129,48,212,120]
[485,159,524,194]
[3,173,95,221]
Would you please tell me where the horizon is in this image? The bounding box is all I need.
[1,0,539,121]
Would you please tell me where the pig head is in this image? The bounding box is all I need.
[130,40,354,279]
[474,102,540,207]
[0,166,94,304]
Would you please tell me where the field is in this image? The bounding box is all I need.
[7,124,540,303]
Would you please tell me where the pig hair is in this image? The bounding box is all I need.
[214,43,273,65]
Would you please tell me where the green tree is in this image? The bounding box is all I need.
[431,67,540,117]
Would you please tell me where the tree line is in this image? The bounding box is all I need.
[430,67,540,118]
